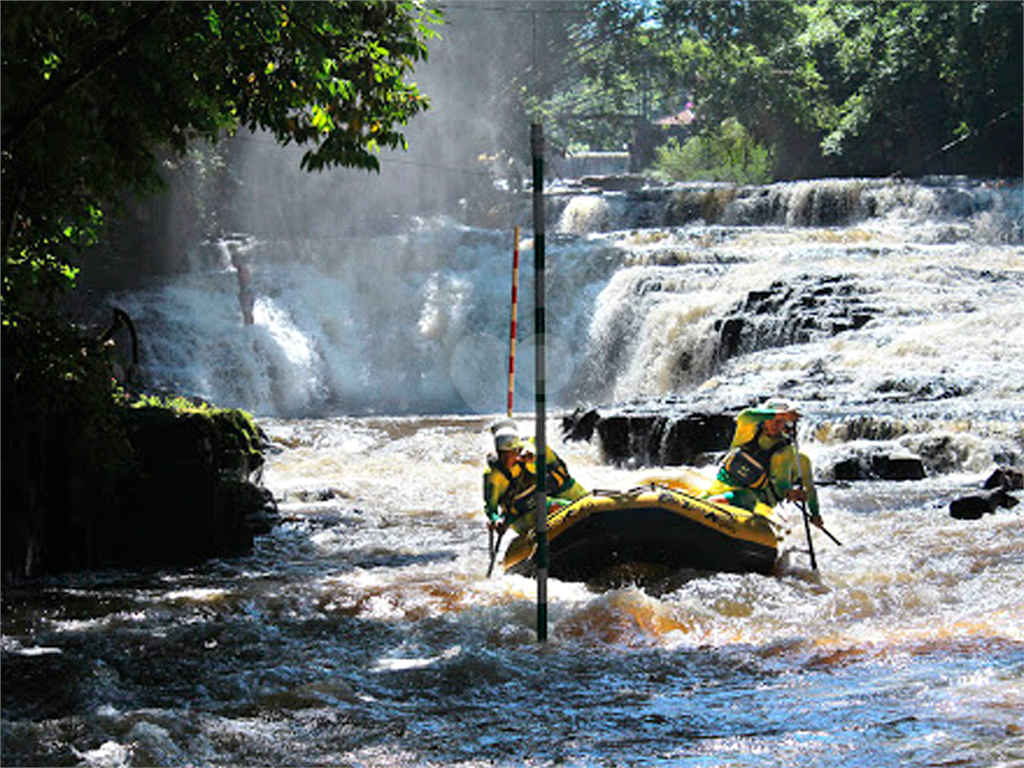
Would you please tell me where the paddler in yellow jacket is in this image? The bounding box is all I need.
[483,420,589,535]
[705,399,823,525]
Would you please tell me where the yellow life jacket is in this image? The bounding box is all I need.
[489,447,573,521]
[719,424,789,493]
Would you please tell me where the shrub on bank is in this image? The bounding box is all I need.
[652,118,773,185]
[1,320,277,580]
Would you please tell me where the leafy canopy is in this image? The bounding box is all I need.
[1,1,441,315]
[531,1,1021,180]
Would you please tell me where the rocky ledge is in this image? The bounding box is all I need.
[2,405,279,579]
[562,402,1022,521]
[562,402,931,481]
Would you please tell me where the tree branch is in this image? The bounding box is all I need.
[3,2,169,147]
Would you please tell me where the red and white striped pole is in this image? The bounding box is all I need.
[507,226,520,417]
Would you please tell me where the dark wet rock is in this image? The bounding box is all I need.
[562,407,601,443]
[827,451,927,482]
[984,466,1024,491]
[108,406,280,566]
[579,174,649,192]
[951,466,1023,520]
[950,488,1019,520]
[565,398,947,485]
[563,405,735,468]
[2,405,278,578]
[285,487,351,503]
[712,275,878,363]
[873,376,973,402]
[778,437,928,483]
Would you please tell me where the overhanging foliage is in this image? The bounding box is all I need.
[1,1,441,315]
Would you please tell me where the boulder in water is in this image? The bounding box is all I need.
[950,488,1019,520]
[562,405,736,468]
[983,466,1024,491]
[949,466,1022,520]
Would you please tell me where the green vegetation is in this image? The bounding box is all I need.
[2,1,439,322]
[652,118,773,184]
[532,1,1022,181]
[0,1,441,576]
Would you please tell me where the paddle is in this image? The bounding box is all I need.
[486,523,506,578]
[789,426,843,572]
[792,426,821,570]
[797,497,818,571]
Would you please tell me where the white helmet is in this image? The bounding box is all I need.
[761,398,800,415]
[490,419,523,452]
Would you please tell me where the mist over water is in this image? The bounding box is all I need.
[107,176,1023,428]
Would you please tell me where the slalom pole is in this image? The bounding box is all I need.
[531,123,548,643]
[486,228,521,580]
[508,226,520,418]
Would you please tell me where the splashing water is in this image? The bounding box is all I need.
[104,178,1023,424]
[4,177,1022,767]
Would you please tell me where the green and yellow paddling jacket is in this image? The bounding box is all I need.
[708,407,820,516]
[483,438,588,534]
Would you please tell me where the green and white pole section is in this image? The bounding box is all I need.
[531,123,548,643]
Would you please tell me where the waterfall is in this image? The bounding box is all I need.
[105,177,1022,419]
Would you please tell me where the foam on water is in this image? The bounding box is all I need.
[6,178,1022,768]
[106,179,1022,430]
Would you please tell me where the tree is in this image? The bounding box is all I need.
[529,0,681,154]
[535,1,1022,179]
[0,1,442,577]
[1,1,441,318]
[796,1,1023,176]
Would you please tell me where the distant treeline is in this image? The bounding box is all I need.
[528,1,1022,180]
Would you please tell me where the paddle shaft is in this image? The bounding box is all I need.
[799,499,818,570]
[791,428,819,570]
[790,426,843,546]
[486,525,506,578]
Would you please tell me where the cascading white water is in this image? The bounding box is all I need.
[108,178,1022,427]
[12,175,1024,768]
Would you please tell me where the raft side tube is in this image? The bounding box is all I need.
[503,485,779,581]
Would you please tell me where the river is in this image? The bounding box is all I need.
[2,177,1023,767]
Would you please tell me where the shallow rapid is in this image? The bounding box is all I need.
[3,177,1023,766]
[3,415,1022,766]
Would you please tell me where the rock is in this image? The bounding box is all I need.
[562,405,734,468]
[579,174,648,192]
[984,466,1024,491]
[950,488,1019,520]
[950,467,1022,520]
[820,441,927,482]
[564,401,941,484]
[562,407,601,443]
[2,403,278,578]
[712,275,877,365]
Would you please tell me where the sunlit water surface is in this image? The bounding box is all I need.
[3,416,1023,767]
[4,178,1023,766]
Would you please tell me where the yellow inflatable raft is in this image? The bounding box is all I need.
[503,483,780,582]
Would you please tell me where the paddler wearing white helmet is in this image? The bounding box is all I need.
[705,398,822,524]
[482,419,589,535]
